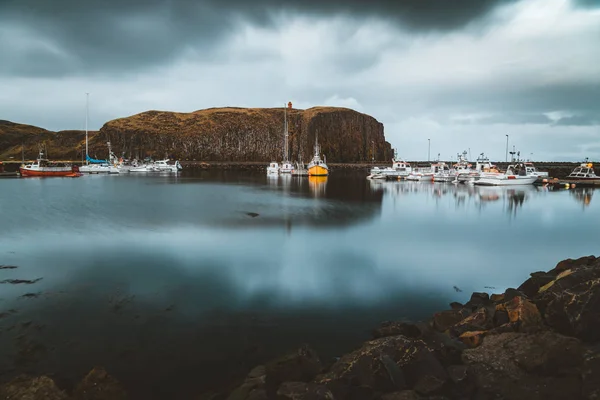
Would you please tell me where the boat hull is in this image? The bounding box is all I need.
[80,165,120,174]
[474,175,538,186]
[19,167,76,177]
[308,165,328,176]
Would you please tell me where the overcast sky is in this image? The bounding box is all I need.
[1,0,599,161]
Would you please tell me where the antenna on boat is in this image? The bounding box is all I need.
[85,92,89,165]
[283,103,289,162]
[21,143,24,164]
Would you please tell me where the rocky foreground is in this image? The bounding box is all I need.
[2,255,599,400]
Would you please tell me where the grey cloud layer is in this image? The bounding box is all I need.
[0,0,520,77]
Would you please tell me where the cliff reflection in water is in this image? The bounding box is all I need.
[224,171,383,229]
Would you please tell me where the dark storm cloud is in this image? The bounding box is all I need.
[0,0,518,77]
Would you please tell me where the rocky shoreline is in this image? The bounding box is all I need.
[2,255,599,400]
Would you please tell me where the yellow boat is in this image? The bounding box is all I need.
[307,135,329,176]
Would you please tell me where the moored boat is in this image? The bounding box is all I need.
[524,162,548,178]
[567,159,600,181]
[432,161,453,182]
[130,159,182,172]
[20,148,81,177]
[474,162,538,186]
[455,153,499,184]
[368,150,413,179]
[280,105,293,174]
[267,162,280,175]
[307,134,328,176]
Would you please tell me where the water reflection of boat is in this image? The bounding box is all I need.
[571,188,594,208]
[308,175,327,197]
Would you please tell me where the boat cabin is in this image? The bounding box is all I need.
[391,159,411,171]
[568,162,597,179]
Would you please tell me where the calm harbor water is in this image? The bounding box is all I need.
[0,170,598,398]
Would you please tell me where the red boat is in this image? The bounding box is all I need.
[19,149,82,177]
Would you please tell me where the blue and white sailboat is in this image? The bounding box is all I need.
[79,93,119,174]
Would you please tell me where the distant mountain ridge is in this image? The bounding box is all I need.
[0,106,392,162]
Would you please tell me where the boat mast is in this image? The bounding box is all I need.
[85,92,89,165]
[283,103,289,162]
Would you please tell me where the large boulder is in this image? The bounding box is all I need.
[264,345,323,394]
[314,335,446,399]
[0,375,68,400]
[462,332,584,399]
[533,256,600,342]
[227,366,267,400]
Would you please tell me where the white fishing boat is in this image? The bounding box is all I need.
[474,162,538,186]
[368,150,413,179]
[524,162,549,178]
[455,153,499,184]
[280,161,293,174]
[130,159,182,173]
[406,167,435,181]
[407,158,448,182]
[432,161,454,182]
[267,162,280,175]
[366,172,387,180]
[567,159,600,181]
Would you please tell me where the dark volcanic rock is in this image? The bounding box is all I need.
[534,256,600,342]
[99,107,392,162]
[72,367,128,400]
[495,295,544,333]
[0,375,68,400]
[380,391,421,400]
[448,306,493,337]
[264,345,322,394]
[518,272,557,298]
[582,344,600,400]
[314,335,432,398]
[227,366,266,400]
[431,311,465,333]
[276,382,334,400]
[462,332,584,399]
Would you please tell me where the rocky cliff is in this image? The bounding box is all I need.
[98,106,392,162]
[0,107,391,163]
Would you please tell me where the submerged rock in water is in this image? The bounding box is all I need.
[0,375,68,400]
[0,278,42,284]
